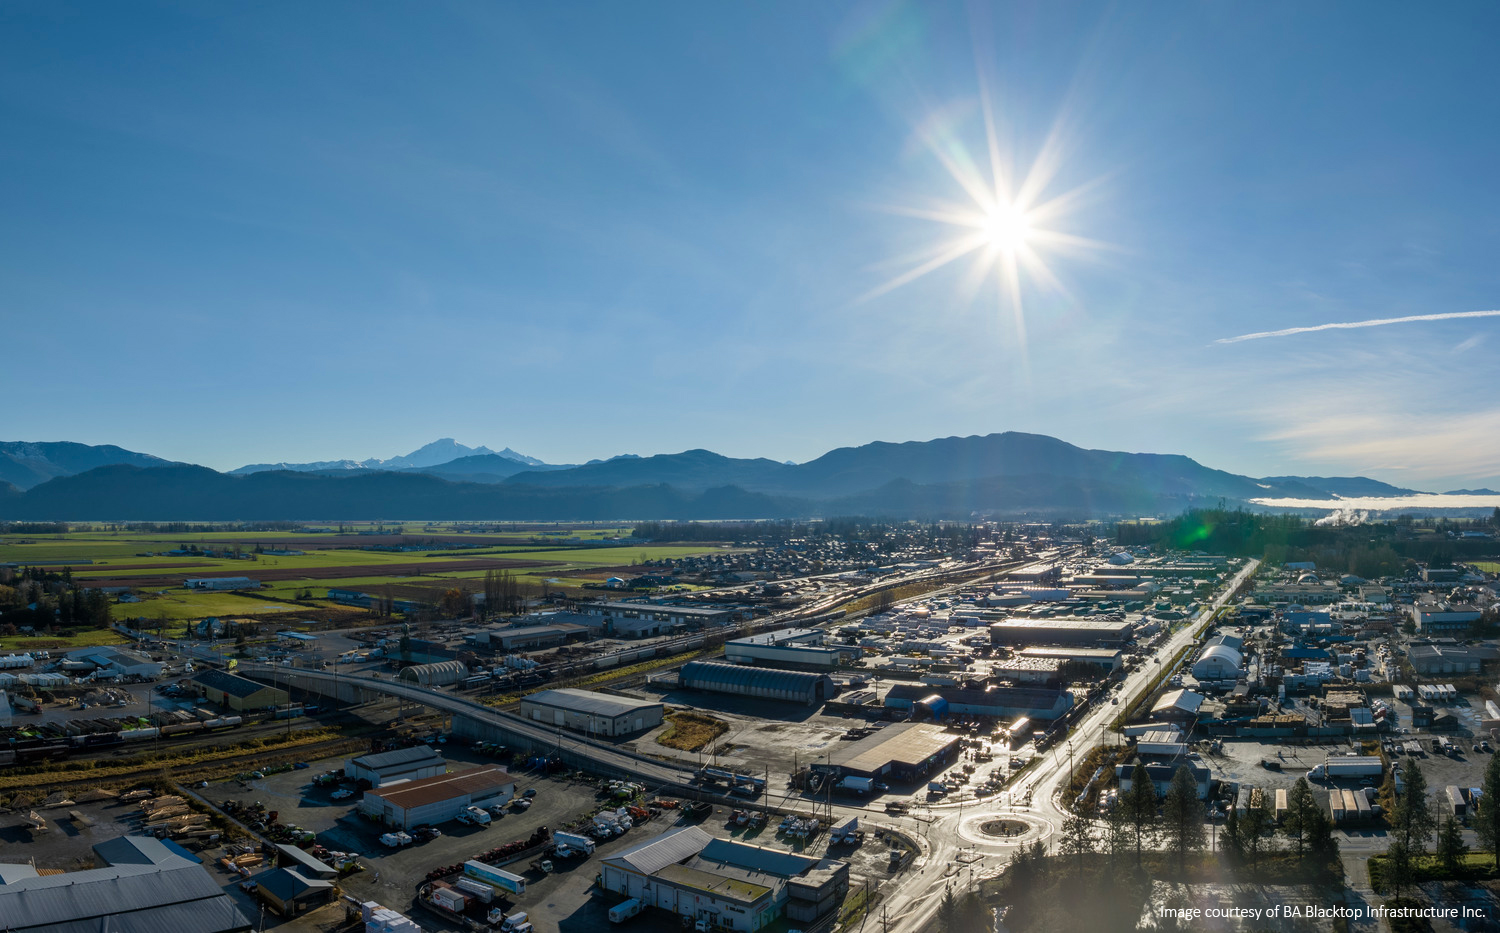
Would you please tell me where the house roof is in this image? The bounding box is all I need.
[1151,689,1205,716]
[274,843,335,877]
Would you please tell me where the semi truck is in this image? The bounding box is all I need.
[552,831,596,855]
[1307,755,1382,781]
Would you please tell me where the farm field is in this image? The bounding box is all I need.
[3,526,738,620]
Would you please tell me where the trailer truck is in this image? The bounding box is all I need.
[1307,756,1382,781]
[464,860,526,896]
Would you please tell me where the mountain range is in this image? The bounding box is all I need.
[0,433,1468,521]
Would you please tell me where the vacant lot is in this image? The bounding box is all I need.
[656,711,730,751]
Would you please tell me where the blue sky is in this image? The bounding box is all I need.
[3,2,1498,489]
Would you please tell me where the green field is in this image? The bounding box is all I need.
[1475,561,1500,574]
[3,526,736,621]
[0,630,132,651]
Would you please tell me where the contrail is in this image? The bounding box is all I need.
[1216,309,1500,344]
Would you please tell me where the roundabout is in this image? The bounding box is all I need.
[954,809,1055,847]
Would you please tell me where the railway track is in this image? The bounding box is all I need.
[0,735,367,795]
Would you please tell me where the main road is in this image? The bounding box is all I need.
[874,557,1261,933]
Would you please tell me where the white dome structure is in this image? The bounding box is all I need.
[1107,552,1136,565]
[1191,644,1243,682]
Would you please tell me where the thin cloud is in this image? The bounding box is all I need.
[1215,309,1500,345]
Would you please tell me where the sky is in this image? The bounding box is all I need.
[3,2,1498,490]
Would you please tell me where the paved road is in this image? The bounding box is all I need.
[875,558,1262,933]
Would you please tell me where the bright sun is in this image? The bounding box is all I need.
[983,203,1033,253]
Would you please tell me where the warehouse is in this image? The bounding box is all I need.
[253,868,334,917]
[397,659,468,687]
[724,629,853,671]
[813,722,960,782]
[679,661,838,705]
[1191,636,1244,682]
[190,669,290,711]
[1017,646,1124,672]
[65,646,163,680]
[479,623,589,650]
[579,601,736,636]
[884,683,1073,720]
[1150,689,1206,724]
[184,577,260,591]
[0,834,251,933]
[345,746,447,787]
[988,618,1133,647]
[519,688,664,736]
[600,826,848,932]
[358,766,514,829]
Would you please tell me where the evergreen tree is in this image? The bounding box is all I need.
[1104,797,1132,868]
[1240,793,1275,870]
[1161,765,1206,871]
[1386,837,1416,896]
[1061,808,1097,872]
[1474,752,1500,868]
[1124,765,1160,857]
[1282,777,1318,859]
[1437,814,1468,876]
[1391,758,1437,856]
[1221,800,1243,862]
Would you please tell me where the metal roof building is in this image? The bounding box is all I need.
[397,659,468,687]
[812,722,961,781]
[680,661,838,705]
[724,629,852,671]
[884,683,1074,721]
[988,618,1134,647]
[345,745,447,787]
[600,827,848,933]
[359,765,514,829]
[519,688,664,736]
[191,668,289,711]
[0,835,251,933]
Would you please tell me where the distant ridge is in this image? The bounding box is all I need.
[0,441,173,491]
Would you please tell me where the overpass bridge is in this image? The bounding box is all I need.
[238,664,700,790]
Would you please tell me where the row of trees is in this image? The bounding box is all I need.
[1381,751,1500,893]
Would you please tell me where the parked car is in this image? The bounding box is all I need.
[522,788,537,798]
[330,788,355,801]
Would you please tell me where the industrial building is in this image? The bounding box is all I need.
[1115,757,1212,799]
[64,646,163,680]
[600,826,848,932]
[1190,635,1244,682]
[578,601,736,636]
[519,688,664,736]
[1410,598,1484,633]
[724,629,853,671]
[0,834,251,933]
[345,746,447,787]
[987,618,1133,647]
[253,868,334,917]
[1409,644,1496,675]
[884,683,1073,720]
[1150,689,1206,723]
[359,766,514,829]
[679,661,838,705]
[190,669,290,711]
[814,722,960,782]
[183,577,261,590]
[397,659,468,687]
[476,623,589,651]
[1016,646,1124,672]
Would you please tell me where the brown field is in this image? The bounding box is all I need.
[78,558,553,588]
[656,711,730,752]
